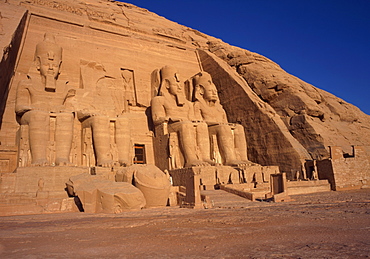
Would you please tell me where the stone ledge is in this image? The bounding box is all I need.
[286,180,331,195]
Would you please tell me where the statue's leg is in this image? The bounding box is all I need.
[87,116,113,167]
[116,115,131,166]
[22,110,50,166]
[195,122,214,165]
[55,112,74,166]
[214,125,240,166]
[170,122,208,167]
[234,124,249,162]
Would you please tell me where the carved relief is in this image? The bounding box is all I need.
[22,0,84,16]
[121,68,136,108]
[152,28,186,43]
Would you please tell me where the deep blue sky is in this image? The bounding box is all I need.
[121,0,370,115]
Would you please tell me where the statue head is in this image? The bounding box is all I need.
[159,66,185,105]
[35,33,62,90]
[193,72,218,102]
[159,66,181,95]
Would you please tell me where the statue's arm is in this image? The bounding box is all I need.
[221,107,229,123]
[61,88,76,113]
[151,97,168,125]
[193,102,203,121]
[15,81,33,116]
[186,100,197,122]
[77,109,96,121]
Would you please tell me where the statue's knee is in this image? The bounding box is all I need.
[218,125,230,135]
[197,122,208,130]
[234,124,244,133]
[58,113,74,123]
[179,122,193,132]
[28,110,49,123]
[90,115,109,126]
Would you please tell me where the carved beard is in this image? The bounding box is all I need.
[175,92,186,106]
[44,74,56,91]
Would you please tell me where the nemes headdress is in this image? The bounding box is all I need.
[193,71,212,87]
[160,66,179,83]
[35,33,62,61]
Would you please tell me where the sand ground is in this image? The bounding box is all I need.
[0,189,369,258]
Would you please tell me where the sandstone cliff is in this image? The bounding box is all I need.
[205,41,370,160]
[1,0,369,173]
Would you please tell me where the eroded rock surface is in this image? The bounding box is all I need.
[205,41,370,161]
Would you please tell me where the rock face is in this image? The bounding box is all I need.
[0,0,369,189]
[206,41,370,161]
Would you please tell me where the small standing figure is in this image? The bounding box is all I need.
[311,170,318,180]
[295,170,300,181]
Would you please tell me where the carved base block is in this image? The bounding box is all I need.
[8,166,90,195]
[0,166,91,216]
[286,179,331,195]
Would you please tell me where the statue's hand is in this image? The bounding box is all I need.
[51,105,65,113]
[89,112,101,117]
[169,117,182,123]
[77,109,98,120]
[206,121,220,126]
[59,108,74,113]
[15,105,33,115]
[153,116,169,126]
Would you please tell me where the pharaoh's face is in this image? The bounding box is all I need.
[167,72,182,96]
[202,80,218,102]
[38,51,61,79]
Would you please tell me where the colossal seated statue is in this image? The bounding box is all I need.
[15,33,74,166]
[151,66,212,168]
[192,71,249,166]
[77,61,131,168]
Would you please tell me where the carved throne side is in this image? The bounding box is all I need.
[152,123,186,171]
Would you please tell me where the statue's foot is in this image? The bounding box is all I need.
[225,160,248,167]
[55,157,73,166]
[118,159,131,167]
[185,159,209,167]
[97,159,114,168]
[203,159,217,166]
[31,159,49,167]
[241,160,255,166]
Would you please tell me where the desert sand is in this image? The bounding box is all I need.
[0,188,369,258]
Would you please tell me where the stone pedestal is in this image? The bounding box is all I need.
[0,166,91,216]
[286,179,331,195]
